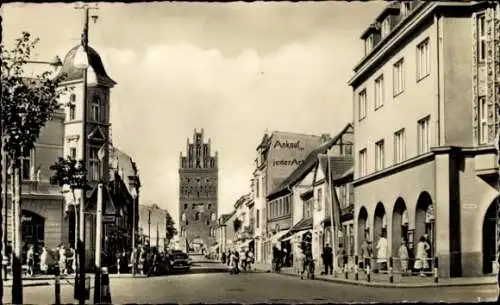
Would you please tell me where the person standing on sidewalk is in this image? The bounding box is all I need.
[375,232,388,272]
[415,236,430,277]
[399,240,409,276]
[27,245,34,277]
[322,243,333,275]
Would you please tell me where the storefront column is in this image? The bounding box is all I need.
[433,147,461,278]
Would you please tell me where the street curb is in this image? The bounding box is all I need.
[4,281,52,288]
[255,268,498,288]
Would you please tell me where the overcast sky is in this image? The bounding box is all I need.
[3,1,386,225]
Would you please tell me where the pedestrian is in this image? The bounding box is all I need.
[40,246,48,274]
[399,240,409,276]
[147,247,159,277]
[246,249,254,271]
[227,250,231,266]
[139,246,146,275]
[296,248,306,279]
[375,231,388,272]
[414,236,430,277]
[423,234,432,272]
[221,251,226,264]
[58,244,67,275]
[240,249,247,271]
[322,243,333,275]
[27,245,34,276]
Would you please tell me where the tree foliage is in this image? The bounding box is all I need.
[49,157,88,190]
[1,32,71,156]
[165,212,178,242]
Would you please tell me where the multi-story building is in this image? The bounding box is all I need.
[56,45,117,268]
[2,106,67,253]
[268,124,353,270]
[349,1,500,277]
[232,194,254,252]
[252,131,323,263]
[106,147,141,254]
[138,204,170,250]
[216,212,235,256]
[179,129,218,252]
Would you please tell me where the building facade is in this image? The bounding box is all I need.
[2,108,68,253]
[216,212,235,256]
[252,131,323,263]
[138,204,169,250]
[179,129,218,252]
[56,45,118,268]
[349,1,500,277]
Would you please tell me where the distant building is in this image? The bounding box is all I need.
[138,204,170,250]
[178,129,219,252]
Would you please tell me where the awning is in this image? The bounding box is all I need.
[281,229,312,242]
[270,230,289,244]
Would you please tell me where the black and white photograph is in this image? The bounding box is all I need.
[1,1,499,304]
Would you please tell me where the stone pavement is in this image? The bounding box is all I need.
[252,262,498,288]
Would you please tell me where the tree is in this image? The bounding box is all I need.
[49,157,88,210]
[1,32,71,304]
[165,212,178,247]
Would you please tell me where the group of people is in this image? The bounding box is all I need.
[359,232,432,276]
[222,248,254,274]
[12,243,77,277]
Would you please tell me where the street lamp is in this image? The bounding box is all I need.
[130,186,137,276]
[71,11,98,304]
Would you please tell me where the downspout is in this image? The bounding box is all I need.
[435,12,442,147]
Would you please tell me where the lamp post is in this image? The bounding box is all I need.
[130,187,137,276]
[73,6,98,304]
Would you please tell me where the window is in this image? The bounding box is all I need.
[358,89,367,120]
[477,14,486,62]
[208,203,212,210]
[256,177,260,198]
[70,148,77,160]
[381,18,390,38]
[418,116,431,153]
[91,96,101,122]
[184,203,188,210]
[365,35,374,55]
[182,213,186,222]
[211,213,216,221]
[393,59,405,95]
[195,212,200,221]
[375,140,385,171]
[20,148,31,181]
[479,96,489,144]
[359,148,367,176]
[69,104,76,120]
[89,147,100,181]
[348,184,354,207]
[401,2,411,17]
[417,39,430,80]
[394,129,406,163]
[374,75,384,109]
[339,185,347,208]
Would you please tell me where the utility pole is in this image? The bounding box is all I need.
[0,76,4,303]
[148,208,151,245]
[93,183,103,304]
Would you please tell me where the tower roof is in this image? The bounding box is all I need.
[56,45,116,87]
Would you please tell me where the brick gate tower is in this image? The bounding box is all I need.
[179,129,218,253]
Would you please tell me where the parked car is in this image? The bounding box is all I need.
[166,250,191,273]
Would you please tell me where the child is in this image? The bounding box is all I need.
[399,240,409,276]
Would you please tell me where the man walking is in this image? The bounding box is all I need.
[322,243,333,275]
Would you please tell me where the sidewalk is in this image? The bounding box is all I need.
[253,262,498,288]
[2,273,147,287]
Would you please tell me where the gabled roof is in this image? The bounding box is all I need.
[219,213,234,225]
[318,155,354,183]
[267,123,354,200]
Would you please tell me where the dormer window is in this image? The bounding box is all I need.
[381,18,391,38]
[365,34,374,55]
[401,2,411,18]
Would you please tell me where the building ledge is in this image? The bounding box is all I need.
[353,151,434,187]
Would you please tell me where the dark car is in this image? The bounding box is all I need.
[166,250,191,273]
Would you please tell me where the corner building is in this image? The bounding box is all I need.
[179,129,218,252]
[349,1,500,278]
